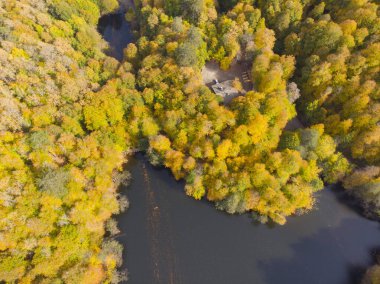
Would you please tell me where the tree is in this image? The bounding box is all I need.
[279,131,300,150]
[300,128,320,150]
[176,42,198,67]
[216,139,232,159]
[83,105,108,130]
[38,168,70,198]
[100,0,119,14]
[0,1,128,282]
[302,21,343,57]
[182,0,203,23]
[287,82,300,103]
[150,135,171,153]
[175,27,205,67]
[351,127,380,163]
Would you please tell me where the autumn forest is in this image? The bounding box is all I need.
[0,0,379,283]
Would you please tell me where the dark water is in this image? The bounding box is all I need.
[98,14,380,284]
[117,155,380,284]
[98,13,133,61]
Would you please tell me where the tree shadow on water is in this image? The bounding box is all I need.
[329,184,368,219]
[257,217,380,284]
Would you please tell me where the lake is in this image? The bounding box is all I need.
[117,154,380,284]
[98,12,380,284]
[98,12,133,61]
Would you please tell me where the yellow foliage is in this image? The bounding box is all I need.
[216,139,232,159]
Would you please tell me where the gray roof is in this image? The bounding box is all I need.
[211,80,241,104]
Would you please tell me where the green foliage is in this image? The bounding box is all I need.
[176,42,199,66]
[182,0,204,23]
[279,131,300,150]
[175,27,207,67]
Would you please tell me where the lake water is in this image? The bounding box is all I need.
[117,155,380,284]
[98,12,133,61]
[98,13,380,284]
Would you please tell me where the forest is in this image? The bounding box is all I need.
[0,0,378,283]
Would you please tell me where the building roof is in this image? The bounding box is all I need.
[211,80,241,104]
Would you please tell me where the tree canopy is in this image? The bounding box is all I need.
[0,0,379,282]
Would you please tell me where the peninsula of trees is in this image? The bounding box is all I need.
[0,0,378,283]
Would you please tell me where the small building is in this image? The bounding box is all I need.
[211,80,241,104]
